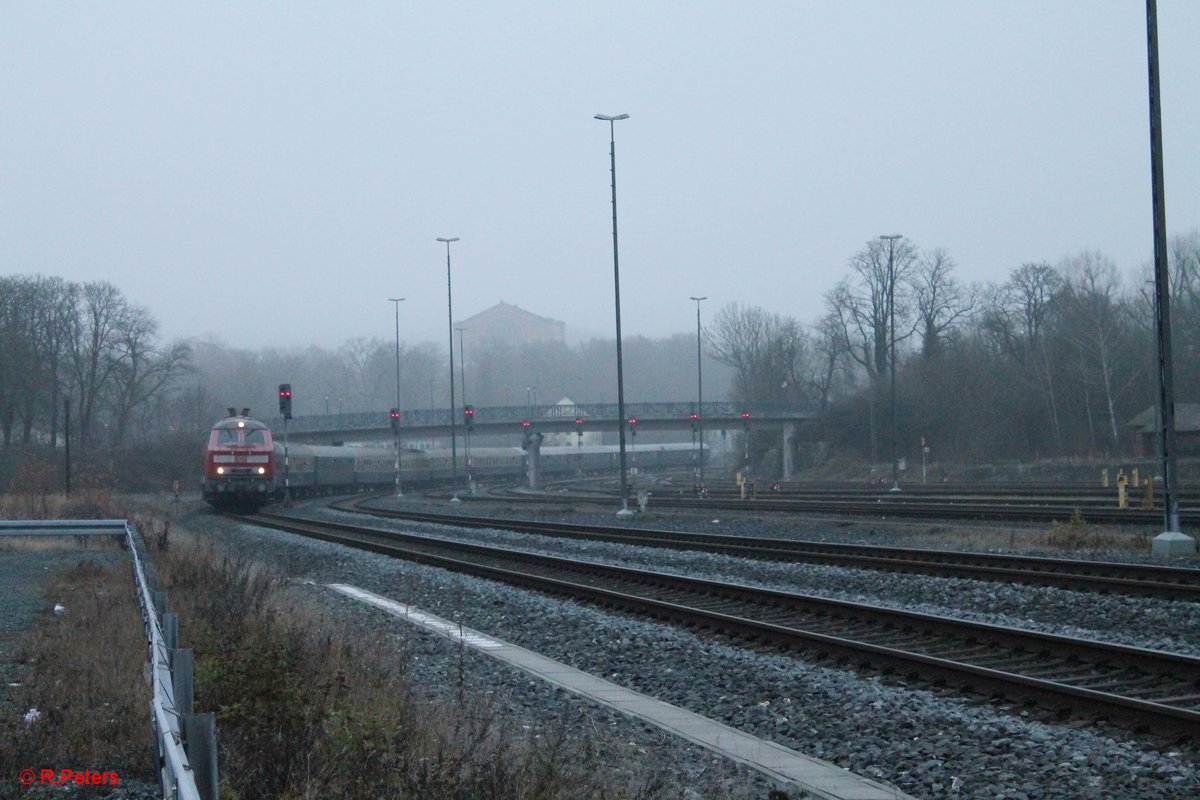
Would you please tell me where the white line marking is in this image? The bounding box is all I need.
[327,584,502,649]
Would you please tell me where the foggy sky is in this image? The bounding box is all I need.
[3,2,1199,350]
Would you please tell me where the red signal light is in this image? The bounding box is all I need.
[689,412,698,420]
[522,420,531,428]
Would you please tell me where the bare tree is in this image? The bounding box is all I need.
[67,281,132,445]
[1055,252,1141,452]
[979,262,1064,454]
[706,303,813,405]
[912,247,974,359]
[108,304,193,446]
[823,237,919,458]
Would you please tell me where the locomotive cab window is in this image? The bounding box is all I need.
[244,429,266,445]
[217,429,240,445]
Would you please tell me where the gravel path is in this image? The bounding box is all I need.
[179,499,1200,799]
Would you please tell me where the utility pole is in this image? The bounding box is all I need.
[880,234,903,492]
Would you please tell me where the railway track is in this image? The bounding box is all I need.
[505,476,1199,525]
[331,497,1200,601]
[245,509,1200,738]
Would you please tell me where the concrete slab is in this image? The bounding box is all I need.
[327,583,914,800]
[1153,531,1198,556]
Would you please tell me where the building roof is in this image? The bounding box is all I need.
[1128,403,1200,433]
[456,301,564,328]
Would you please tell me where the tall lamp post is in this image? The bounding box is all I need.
[456,326,472,494]
[1146,0,1190,552]
[437,236,462,502]
[595,112,633,516]
[880,234,902,492]
[690,296,707,491]
[389,297,406,497]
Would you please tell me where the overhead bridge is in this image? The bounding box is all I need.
[274,401,816,479]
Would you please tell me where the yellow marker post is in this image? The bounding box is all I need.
[1117,473,1128,509]
[1101,469,1109,488]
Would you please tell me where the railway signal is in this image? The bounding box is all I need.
[278,384,292,420]
[389,408,401,434]
[463,404,474,430]
[741,411,750,431]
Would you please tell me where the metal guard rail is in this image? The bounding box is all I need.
[126,521,203,800]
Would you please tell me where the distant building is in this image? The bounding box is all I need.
[455,301,565,346]
[1127,403,1200,457]
[542,398,602,447]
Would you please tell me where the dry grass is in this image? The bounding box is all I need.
[0,559,154,783]
[1032,509,1154,551]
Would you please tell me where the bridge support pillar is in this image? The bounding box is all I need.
[781,423,796,480]
[524,433,544,490]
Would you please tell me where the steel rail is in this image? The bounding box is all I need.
[617,495,1196,525]
[331,498,1200,601]
[464,478,1199,524]
[246,511,1200,737]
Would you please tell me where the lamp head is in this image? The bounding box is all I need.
[594,113,630,121]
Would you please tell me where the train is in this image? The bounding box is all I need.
[202,412,276,509]
[202,411,707,510]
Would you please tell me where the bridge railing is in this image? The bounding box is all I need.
[269,401,815,433]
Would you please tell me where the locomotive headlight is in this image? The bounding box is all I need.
[216,467,225,475]
[257,467,266,475]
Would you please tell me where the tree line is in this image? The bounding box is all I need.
[0,276,191,450]
[7,229,1200,483]
[705,231,1200,469]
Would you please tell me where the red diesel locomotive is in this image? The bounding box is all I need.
[202,410,275,509]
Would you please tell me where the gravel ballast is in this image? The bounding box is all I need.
[179,500,1200,799]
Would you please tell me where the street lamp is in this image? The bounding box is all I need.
[880,234,902,492]
[456,326,472,494]
[690,296,707,492]
[1145,0,1189,552]
[388,297,406,498]
[595,112,633,516]
[437,237,461,503]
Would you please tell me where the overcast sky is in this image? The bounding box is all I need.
[3,2,1199,350]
